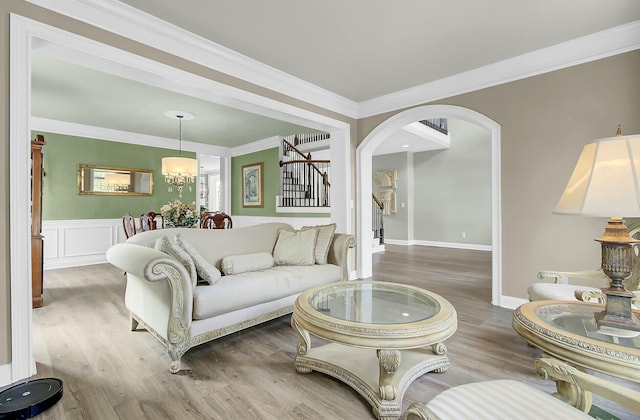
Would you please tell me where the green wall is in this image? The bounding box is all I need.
[37,131,197,220]
[231,147,329,218]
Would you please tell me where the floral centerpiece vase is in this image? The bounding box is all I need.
[160,200,198,228]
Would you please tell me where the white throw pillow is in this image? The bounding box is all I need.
[154,236,198,290]
[175,233,222,285]
[221,252,275,275]
[302,223,336,265]
[273,229,317,266]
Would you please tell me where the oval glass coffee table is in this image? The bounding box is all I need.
[291,281,457,420]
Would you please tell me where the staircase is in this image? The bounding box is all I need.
[281,170,313,207]
[279,134,331,208]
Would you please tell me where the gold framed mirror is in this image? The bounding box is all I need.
[78,164,154,196]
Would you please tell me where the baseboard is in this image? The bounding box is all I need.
[384,239,492,252]
[371,244,385,253]
[384,239,412,246]
[45,256,109,270]
[499,295,528,310]
[0,363,12,388]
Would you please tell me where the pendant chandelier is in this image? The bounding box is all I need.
[162,111,198,197]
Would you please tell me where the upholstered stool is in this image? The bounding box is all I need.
[403,379,592,420]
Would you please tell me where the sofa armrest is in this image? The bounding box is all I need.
[537,269,607,286]
[327,233,356,281]
[106,243,193,334]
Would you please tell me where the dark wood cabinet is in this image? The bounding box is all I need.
[31,135,45,308]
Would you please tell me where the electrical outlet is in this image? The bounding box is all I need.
[461,232,466,239]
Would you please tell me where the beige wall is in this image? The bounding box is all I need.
[0,1,355,368]
[359,50,640,298]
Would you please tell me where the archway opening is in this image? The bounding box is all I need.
[357,105,502,306]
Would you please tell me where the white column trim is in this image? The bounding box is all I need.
[9,12,36,383]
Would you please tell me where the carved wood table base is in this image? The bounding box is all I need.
[291,282,457,420]
[294,341,449,420]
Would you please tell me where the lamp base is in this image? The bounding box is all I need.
[594,217,640,331]
[595,288,640,332]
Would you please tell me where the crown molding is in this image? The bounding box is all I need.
[26,0,358,118]
[30,117,292,158]
[30,117,282,157]
[231,136,281,157]
[24,1,640,120]
[30,117,232,157]
[358,20,640,118]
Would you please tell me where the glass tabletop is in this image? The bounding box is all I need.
[535,304,640,349]
[307,281,440,325]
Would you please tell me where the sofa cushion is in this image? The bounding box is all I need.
[127,222,294,267]
[175,233,221,285]
[154,236,198,290]
[221,252,274,275]
[192,265,342,319]
[273,229,317,266]
[302,223,336,265]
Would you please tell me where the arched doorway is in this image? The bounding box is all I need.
[356,105,503,306]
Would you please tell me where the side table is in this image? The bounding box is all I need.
[513,300,640,414]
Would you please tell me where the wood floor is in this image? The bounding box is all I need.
[22,245,637,419]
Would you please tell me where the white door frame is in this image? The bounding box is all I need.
[356,105,503,306]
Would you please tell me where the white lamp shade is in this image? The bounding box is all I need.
[554,134,640,217]
[162,157,198,176]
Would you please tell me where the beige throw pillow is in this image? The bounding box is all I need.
[175,233,221,285]
[221,252,274,275]
[154,236,198,290]
[273,229,317,266]
[302,223,336,265]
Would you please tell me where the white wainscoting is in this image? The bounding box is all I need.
[42,219,126,270]
[42,216,333,270]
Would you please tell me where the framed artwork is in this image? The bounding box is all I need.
[242,162,264,208]
[373,169,397,188]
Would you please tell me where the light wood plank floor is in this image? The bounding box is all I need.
[20,245,637,419]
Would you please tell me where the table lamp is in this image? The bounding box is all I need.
[554,127,640,331]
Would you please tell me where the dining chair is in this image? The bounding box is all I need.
[200,212,232,229]
[140,211,165,231]
[122,213,137,239]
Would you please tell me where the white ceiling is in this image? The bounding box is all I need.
[29,1,640,153]
[118,0,640,101]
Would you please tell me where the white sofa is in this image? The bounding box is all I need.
[106,222,355,373]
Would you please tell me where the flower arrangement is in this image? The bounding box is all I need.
[160,200,198,228]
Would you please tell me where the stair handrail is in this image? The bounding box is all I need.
[280,138,331,187]
[372,193,384,211]
[372,193,384,245]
